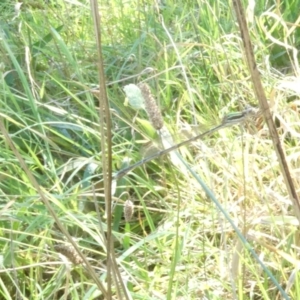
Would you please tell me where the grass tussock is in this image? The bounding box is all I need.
[1,0,300,299]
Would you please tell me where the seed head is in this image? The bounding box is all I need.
[138,83,164,130]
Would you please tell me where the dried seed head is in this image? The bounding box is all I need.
[54,244,83,265]
[124,199,134,222]
[138,83,164,130]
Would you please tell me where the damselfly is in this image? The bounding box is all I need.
[114,106,259,180]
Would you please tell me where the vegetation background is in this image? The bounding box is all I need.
[0,0,300,299]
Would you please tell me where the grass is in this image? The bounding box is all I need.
[1,0,300,299]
